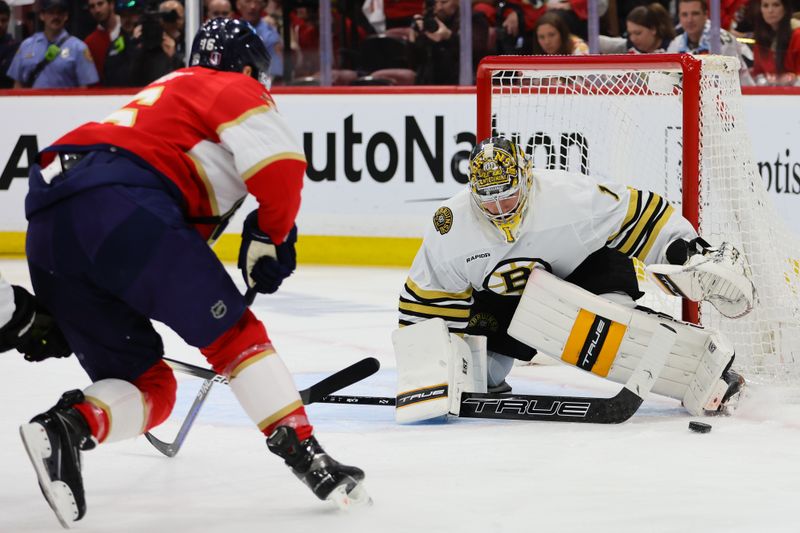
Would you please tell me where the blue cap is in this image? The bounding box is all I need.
[115,0,141,11]
[39,0,69,11]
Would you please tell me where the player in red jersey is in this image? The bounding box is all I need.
[19,18,368,528]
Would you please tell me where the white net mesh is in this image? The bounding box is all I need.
[480,55,800,391]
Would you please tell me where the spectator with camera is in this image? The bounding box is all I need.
[750,0,800,85]
[6,0,98,88]
[125,0,184,85]
[158,0,184,57]
[0,0,19,88]
[410,0,490,84]
[472,0,544,54]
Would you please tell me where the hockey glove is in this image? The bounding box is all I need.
[647,238,755,319]
[0,286,71,361]
[238,210,297,295]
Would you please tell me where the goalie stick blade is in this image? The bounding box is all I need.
[458,388,644,424]
[299,357,381,405]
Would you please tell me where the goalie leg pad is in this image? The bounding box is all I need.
[393,319,488,423]
[508,269,736,415]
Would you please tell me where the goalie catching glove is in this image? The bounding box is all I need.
[646,238,755,319]
[0,285,71,361]
[238,210,297,295]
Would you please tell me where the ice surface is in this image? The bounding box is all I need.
[0,259,798,533]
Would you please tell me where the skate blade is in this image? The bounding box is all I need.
[326,480,373,510]
[19,423,79,529]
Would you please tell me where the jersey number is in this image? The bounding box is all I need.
[101,86,166,127]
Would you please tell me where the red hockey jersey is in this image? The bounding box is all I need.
[45,66,306,244]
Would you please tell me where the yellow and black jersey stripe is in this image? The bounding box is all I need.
[398,278,473,329]
[607,188,675,262]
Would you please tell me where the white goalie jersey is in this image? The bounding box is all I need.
[399,169,698,331]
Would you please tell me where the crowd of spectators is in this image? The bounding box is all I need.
[2,0,800,88]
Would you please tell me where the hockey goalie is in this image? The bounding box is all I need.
[394,136,753,424]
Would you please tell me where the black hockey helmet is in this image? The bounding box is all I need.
[189,18,271,86]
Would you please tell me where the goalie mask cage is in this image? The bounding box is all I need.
[476,54,800,391]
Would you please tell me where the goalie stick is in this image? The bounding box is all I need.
[315,390,642,423]
[315,388,648,423]
[317,324,676,424]
[145,356,381,456]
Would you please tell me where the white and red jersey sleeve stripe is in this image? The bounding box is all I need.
[48,67,306,242]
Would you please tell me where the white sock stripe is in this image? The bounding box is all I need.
[83,379,146,443]
[228,351,302,429]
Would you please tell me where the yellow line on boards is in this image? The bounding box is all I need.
[0,232,421,268]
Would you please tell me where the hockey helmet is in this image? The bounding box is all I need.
[468,136,533,243]
[189,18,272,87]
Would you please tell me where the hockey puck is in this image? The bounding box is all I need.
[688,421,712,434]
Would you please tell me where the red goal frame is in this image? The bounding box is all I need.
[476,54,705,324]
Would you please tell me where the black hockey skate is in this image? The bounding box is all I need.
[19,389,95,529]
[718,368,746,414]
[705,361,746,416]
[267,426,371,509]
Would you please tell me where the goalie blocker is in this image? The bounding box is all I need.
[508,269,742,416]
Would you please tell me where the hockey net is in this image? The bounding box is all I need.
[476,54,800,392]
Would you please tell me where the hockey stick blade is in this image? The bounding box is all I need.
[458,388,643,423]
[299,357,380,404]
[145,377,217,457]
[145,356,381,457]
[159,356,381,403]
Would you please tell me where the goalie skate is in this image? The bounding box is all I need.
[19,390,95,529]
[705,367,746,416]
[267,426,372,510]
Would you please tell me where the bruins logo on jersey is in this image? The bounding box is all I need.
[467,312,500,333]
[483,257,551,295]
[433,207,453,235]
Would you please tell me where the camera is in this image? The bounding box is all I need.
[421,0,438,32]
[140,3,178,51]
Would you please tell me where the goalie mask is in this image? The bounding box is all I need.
[468,137,533,243]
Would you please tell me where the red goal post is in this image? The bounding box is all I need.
[476,54,800,390]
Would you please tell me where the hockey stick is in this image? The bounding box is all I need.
[316,324,676,423]
[145,287,261,456]
[315,389,642,422]
[145,356,381,456]
[144,290,258,456]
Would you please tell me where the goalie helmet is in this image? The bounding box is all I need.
[189,18,272,88]
[468,137,533,243]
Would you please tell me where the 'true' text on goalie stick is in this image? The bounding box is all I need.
[145,354,381,457]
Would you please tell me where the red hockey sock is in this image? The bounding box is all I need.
[134,359,177,431]
[74,401,109,442]
[261,405,314,442]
